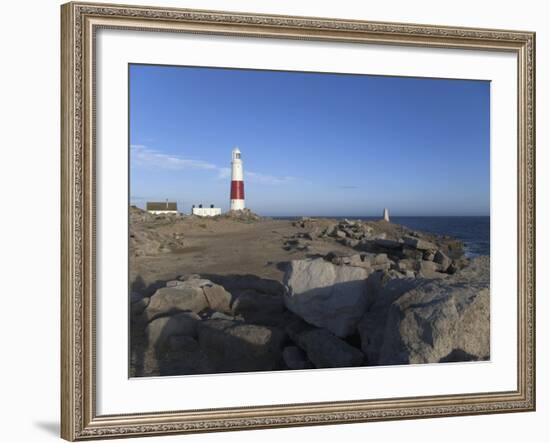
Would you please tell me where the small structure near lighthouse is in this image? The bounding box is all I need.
[146,200,178,215]
[192,204,221,217]
[230,147,245,211]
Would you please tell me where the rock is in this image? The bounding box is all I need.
[358,278,426,364]
[130,291,145,304]
[373,253,390,265]
[284,238,310,251]
[387,270,406,279]
[231,289,285,325]
[209,311,237,321]
[283,346,313,370]
[434,250,452,272]
[284,316,314,342]
[295,328,364,368]
[157,336,214,375]
[402,247,423,260]
[342,238,360,248]
[202,284,232,314]
[423,250,436,261]
[325,252,363,267]
[373,239,402,249]
[197,319,286,372]
[361,257,490,365]
[359,253,391,270]
[145,286,208,321]
[130,292,149,316]
[335,230,347,239]
[146,311,200,351]
[397,259,415,272]
[222,208,261,221]
[402,236,437,251]
[327,222,338,232]
[168,335,200,352]
[166,280,183,288]
[417,260,442,278]
[283,258,370,337]
[178,273,201,281]
[144,278,231,320]
[206,274,285,297]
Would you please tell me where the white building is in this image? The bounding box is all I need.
[192,204,222,217]
[146,201,178,215]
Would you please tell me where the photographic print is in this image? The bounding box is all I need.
[129,64,490,377]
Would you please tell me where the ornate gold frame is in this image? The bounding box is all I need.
[61,2,536,440]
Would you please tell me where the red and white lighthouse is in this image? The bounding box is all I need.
[230,147,245,211]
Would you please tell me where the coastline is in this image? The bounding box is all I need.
[129,208,490,377]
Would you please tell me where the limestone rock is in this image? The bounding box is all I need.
[372,239,402,249]
[231,289,285,325]
[283,346,313,370]
[283,258,370,337]
[358,277,428,364]
[417,260,443,278]
[295,328,364,368]
[397,259,415,272]
[434,250,452,272]
[157,335,214,376]
[202,284,233,314]
[360,257,490,365]
[145,286,208,321]
[146,311,200,351]
[130,292,150,316]
[403,236,437,251]
[144,278,231,320]
[197,319,286,372]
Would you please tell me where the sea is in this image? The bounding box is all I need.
[276,216,490,258]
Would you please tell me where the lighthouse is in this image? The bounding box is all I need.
[230,147,245,211]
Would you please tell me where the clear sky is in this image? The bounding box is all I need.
[129,64,490,216]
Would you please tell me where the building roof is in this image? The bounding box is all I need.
[146,202,177,211]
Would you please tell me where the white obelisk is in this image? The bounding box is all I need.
[383,208,390,222]
[230,147,245,211]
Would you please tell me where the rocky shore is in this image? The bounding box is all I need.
[130,207,489,377]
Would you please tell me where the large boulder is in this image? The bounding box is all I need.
[145,286,207,321]
[231,289,285,325]
[282,346,313,370]
[295,328,364,368]
[402,236,437,251]
[358,277,422,364]
[144,278,231,320]
[202,284,233,314]
[145,311,200,351]
[360,256,490,365]
[283,258,370,337]
[197,319,286,372]
[156,335,214,376]
[434,250,452,272]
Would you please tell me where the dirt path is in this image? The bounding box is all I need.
[130,218,355,292]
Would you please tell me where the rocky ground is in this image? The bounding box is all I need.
[129,206,489,377]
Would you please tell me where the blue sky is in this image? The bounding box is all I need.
[130,64,490,216]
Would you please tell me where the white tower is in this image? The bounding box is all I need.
[383,208,390,222]
[230,147,245,211]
